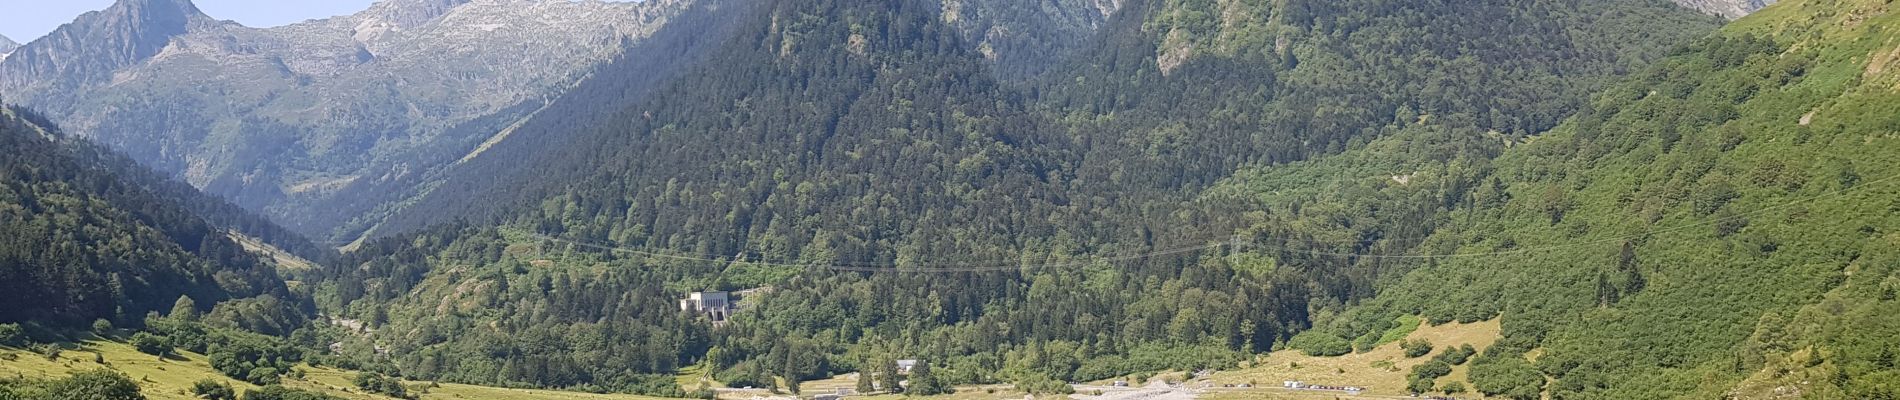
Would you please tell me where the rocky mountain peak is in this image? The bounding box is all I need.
[90,0,218,33]
[0,35,17,62]
[361,0,474,26]
[0,0,217,87]
[348,0,474,41]
[0,0,701,239]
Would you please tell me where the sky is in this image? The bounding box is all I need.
[0,0,379,43]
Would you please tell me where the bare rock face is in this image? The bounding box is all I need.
[939,0,1123,79]
[1671,0,1776,19]
[0,35,18,61]
[0,0,218,89]
[0,0,694,239]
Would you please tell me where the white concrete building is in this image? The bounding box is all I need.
[680,291,732,322]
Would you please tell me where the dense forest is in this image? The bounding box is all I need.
[1275,0,1900,397]
[10,0,1900,398]
[0,103,321,329]
[0,99,332,398]
[311,0,1728,396]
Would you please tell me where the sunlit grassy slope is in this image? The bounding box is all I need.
[0,338,670,400]
[1205,318,1501,398]
[799,319,1501,400]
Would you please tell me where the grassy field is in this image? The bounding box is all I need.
[777,373,1030,400]
[768,319,1502,400]
[675,363,720,393]
[1,318,1497,400]
[1201,318,1502,399]
[844,387,1030,400]
[0,338,669,400]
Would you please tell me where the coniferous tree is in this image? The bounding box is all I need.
[854,366,875,394]
[877,359,901,393]
[171,296,199,321]
[906,361,949,396]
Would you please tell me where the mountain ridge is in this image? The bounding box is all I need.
[0,0,696,242]
[0,34,17,61]
[0,0,220,89]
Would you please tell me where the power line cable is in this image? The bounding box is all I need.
[530,232,1242,273]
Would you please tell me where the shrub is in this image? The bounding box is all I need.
[130,332,170,356]
[92,319,115,337]
[246,368,282,386]
[1470,356,1545,400]
[1433,344,1476,366]
[193,379,239,400]
[207,332,298,385]
[688,385,717,399]
[42,369,143,400]
[0,324,24,347]
[1407,376,1436,394]
[146,319,210,353]
[1013,373,1075,395]
[241,385,343,400]
[1286,331,1352,357]
[1411,360,1453,379]
[711,360,772,390]
[1401,339,1434,358]
[32,343,61,361]
[352,372,409,398]
[1443,381,1468,394]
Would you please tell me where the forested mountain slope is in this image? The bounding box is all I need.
[329,0,1724,395]
[1112,0,1709,184]
[0,104,317,330]
[0,0,1131,247]
[395,0,1720,252]
[1272,0,1900,397]
[327,0,1111,392]
[0,0,693,241]
[396,0,1101,259]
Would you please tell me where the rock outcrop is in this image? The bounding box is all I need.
[1671,0,1777,19]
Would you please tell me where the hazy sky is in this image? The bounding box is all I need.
[0,0,380,43]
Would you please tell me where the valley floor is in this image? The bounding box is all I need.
[744,318,1503,400]
[0,318,1497,400]
[0,337,668,400]
[1204,318,1500,396]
